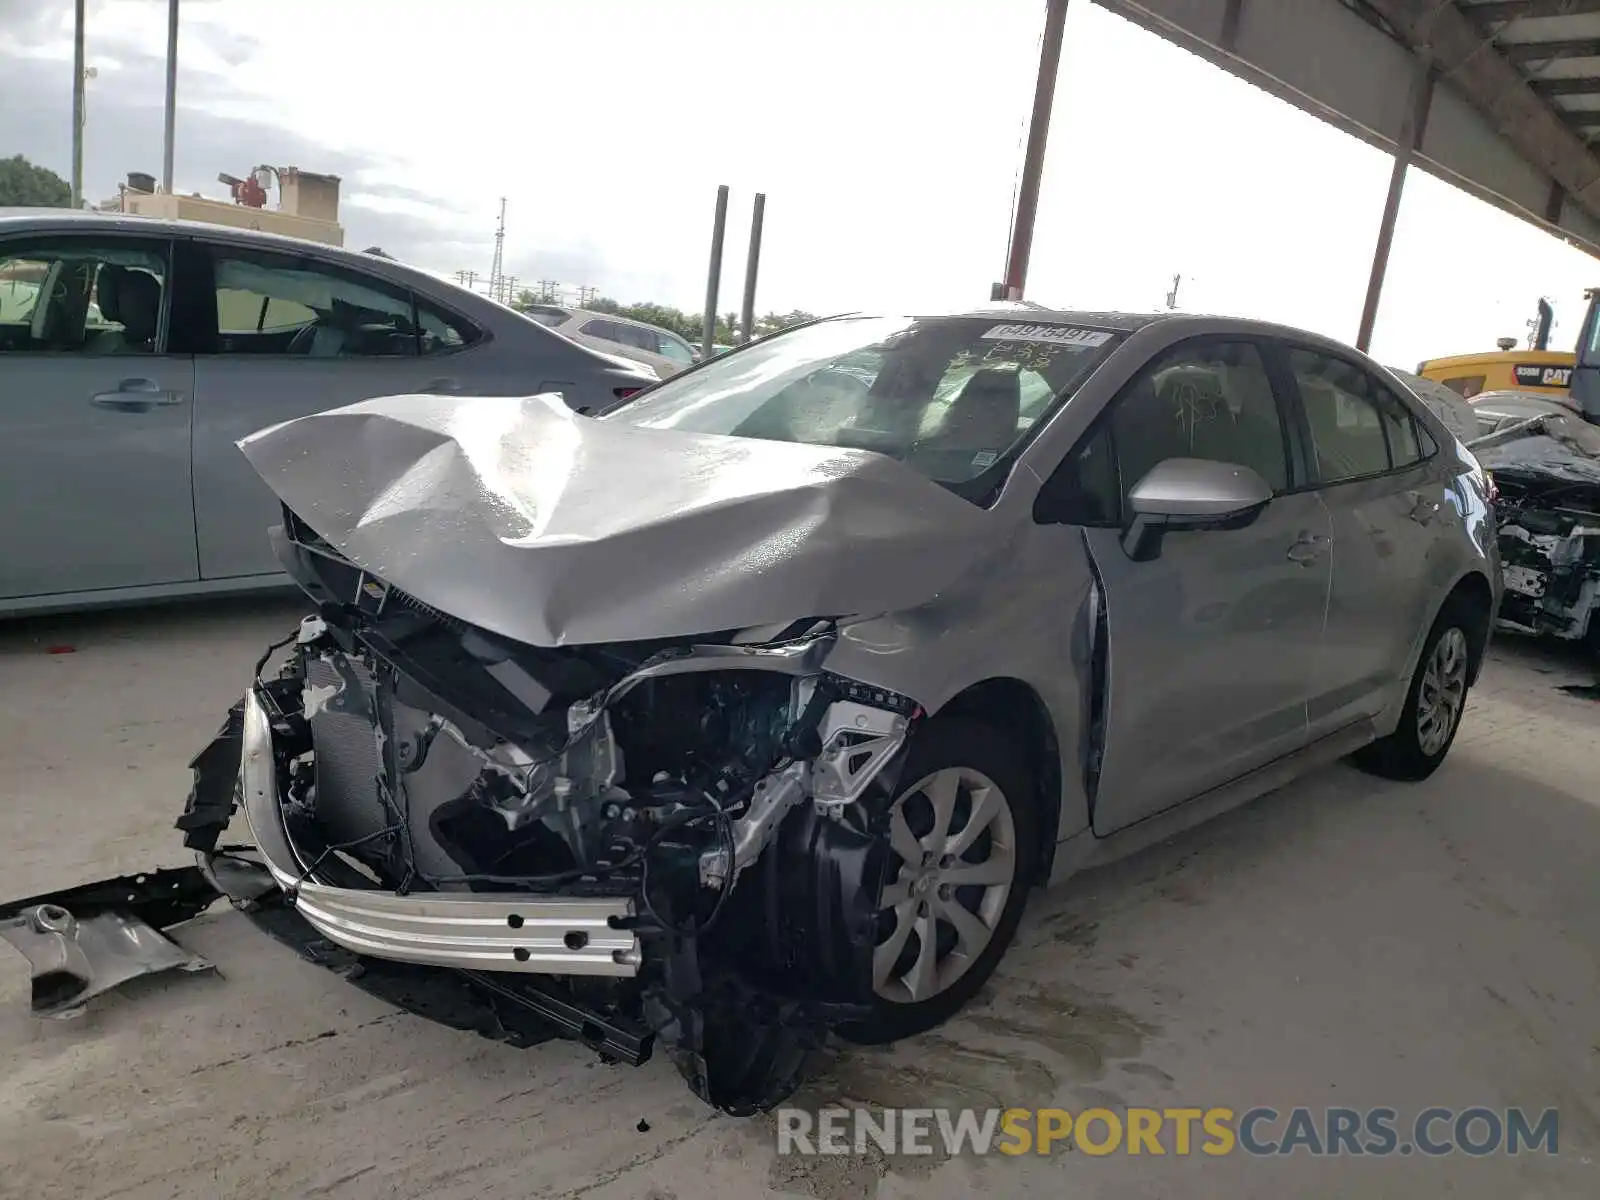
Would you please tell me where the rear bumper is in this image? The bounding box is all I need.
[236,687,642,978]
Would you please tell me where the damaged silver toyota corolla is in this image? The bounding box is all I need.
[6,308,1501,1113]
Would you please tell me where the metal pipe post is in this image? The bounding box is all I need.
[1001,0,1070,301]
[739,193,766,344]
[1356,59,1435,353]
[162,0,179,193]
[71,0,86,207]
[701,184,730,359]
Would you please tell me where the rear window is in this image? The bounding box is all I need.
[523,306,570,327]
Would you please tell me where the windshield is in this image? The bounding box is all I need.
[600,315,1122,494]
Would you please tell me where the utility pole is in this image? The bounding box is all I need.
[71,0,86,207]
[739,193,766,344]
[998,0,1069,301]
[162,0,179,194]
[702,185,730,359]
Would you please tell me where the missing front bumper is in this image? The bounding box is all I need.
[231,686,642,978]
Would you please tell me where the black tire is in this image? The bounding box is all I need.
[1352,597,1478,782]
[835,716,1039,1045]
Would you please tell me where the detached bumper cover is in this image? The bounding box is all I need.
[232,685,642,978]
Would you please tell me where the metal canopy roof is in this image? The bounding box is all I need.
[1102,0,1600,257]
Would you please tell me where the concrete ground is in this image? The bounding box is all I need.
[1,597,1597,1199]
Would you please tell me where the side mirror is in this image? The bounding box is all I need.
[1122,457,1272,561]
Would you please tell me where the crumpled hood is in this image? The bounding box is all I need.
[239,392,998,647]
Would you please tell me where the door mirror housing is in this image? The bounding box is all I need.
[1122,457,1273,560]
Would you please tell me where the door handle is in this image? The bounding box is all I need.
[90,379,183,411]
[1286,533,1332,565]
[1404,490,1441,525]
[422,377,462,394]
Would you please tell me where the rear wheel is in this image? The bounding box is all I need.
[1353,599,1476,781]
[837,717,1038,1045]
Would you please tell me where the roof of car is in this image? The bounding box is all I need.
[0,208,371,261]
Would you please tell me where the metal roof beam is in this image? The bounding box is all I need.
[1531,76,1600,94]
[1363,0,1600,214]
[1467,1,1600,22]
[1502,37,1600,61]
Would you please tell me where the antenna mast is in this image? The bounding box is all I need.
[489,197,507,303]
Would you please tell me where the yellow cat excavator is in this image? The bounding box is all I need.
[1414,296,1600,412]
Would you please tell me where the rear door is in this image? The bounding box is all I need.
[1278,346,1445,736]
[0,231,197,601]
[1065,337,1332,834]
[181,238,486,580]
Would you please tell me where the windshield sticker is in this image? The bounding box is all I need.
[981,323,1112,348]
[971,450,999,469]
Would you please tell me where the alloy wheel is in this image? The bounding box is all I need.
[1417,626,1468,757]
[873,766,1017,1004]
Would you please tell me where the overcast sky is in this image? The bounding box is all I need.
[3,0,1599,367]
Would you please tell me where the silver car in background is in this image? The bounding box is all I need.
[520,303,699,378]
[167,307,1499,1114]
[0,210,655,616]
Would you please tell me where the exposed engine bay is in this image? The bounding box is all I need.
[1491,473,1600,647]
[172,512,919,1113]
[1468,398,1600,651]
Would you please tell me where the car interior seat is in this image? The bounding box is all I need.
[908,366,1023,480]
[287,320,348,358]
[110,269,161,353]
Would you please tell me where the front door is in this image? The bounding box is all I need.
[0,233,197,602]
[1068,337,1332,835]
[180,239,482,580]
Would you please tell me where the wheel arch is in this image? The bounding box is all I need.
[1441,569,1495,684]
[932,676,1063,884]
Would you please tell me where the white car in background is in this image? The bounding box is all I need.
[521,304,697,378]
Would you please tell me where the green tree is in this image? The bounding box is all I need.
[0,155,71,207]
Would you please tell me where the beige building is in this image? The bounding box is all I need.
[98,167,345,246]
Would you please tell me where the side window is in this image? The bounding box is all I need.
[206,247,418,358]
[1289,349,1395,482]
[580,318,621,344]
[1036,421,1120,527]
[656,333,695,365]
[1373,383,1424,467]
[0,239,168,355]
[618,323,659,353]
[416,298,482,355]
[1111,340,1290,503]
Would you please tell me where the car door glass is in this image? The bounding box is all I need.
[1372,383,1423,467]
[1289,349,1393,482]
[579,318,621,345]
[1036,421,1120,526]
[416,298,482,355]
[1110,340,1289,504]
[656,333,695,366]
[208,247,418,357]
[0,240,167,355]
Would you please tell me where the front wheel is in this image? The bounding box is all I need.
[836,717,1038,1045]
[1353,600,1475,781]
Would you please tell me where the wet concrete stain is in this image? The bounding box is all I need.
[1043,910,1100,949]
[755,982,1164,1199]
